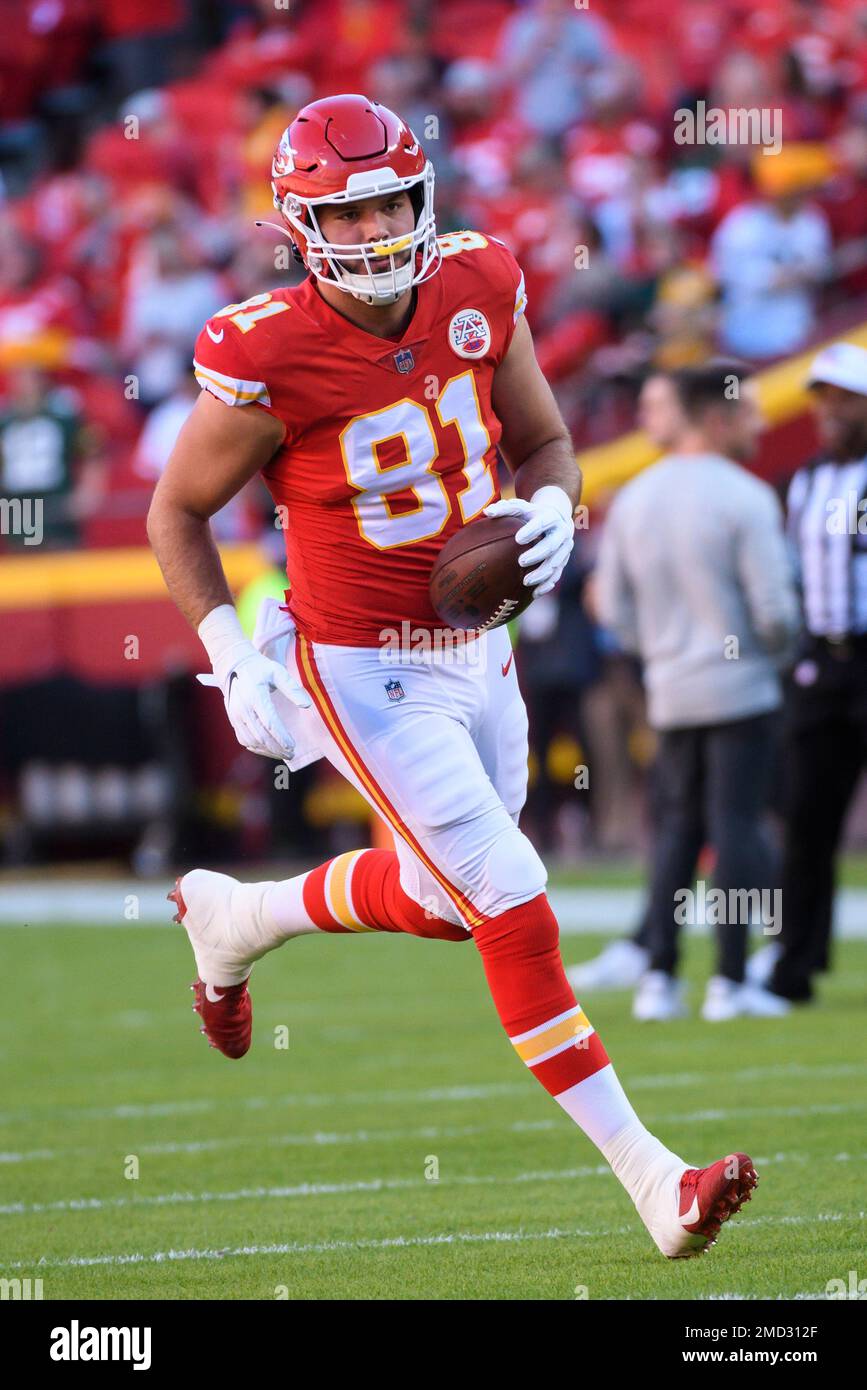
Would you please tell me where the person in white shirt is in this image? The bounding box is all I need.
[711,183,831,360]
[570,361,799,1021]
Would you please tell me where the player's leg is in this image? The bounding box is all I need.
[172,842,469,1054]
[467,626,757,1257]
[171,635,472,1056]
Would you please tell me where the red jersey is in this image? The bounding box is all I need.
[193,232,527,646]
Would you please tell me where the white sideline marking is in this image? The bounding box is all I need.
[2,882,867,936]
[3,1150,864,1219]
[0,1060,862,1130]
[4,1210,863,1273]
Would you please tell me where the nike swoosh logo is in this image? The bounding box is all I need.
[680,1193,701,1227]
[501,651,514,677]
[205,982,225,1003]
[206,324,224,343]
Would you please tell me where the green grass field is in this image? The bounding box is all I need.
[1,907,865,1301]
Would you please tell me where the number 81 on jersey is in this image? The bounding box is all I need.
[339,371,496,550]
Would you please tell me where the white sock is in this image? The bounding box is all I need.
[601,1115,688,1240]
[554,1063,641,1149]
[260,873,322,941]
[196,875,322,986]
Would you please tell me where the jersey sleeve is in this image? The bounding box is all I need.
[192,314,278,417]
[485,236,528,363]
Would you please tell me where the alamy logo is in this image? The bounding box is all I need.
[674,102,782,156]
[674,881,781,935]
[49,1321,152,1370]
[0,497,43,545]
[0,1277,43,1299]
[826,1270,867,1299]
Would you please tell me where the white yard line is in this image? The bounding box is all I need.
[0,1163,616,1216]
[0,1061,862,1130]
[2,1151,864,1219]
[2,882,867,937]
[3,1210,863,1273]
[0,1118,558,1165]
[3,1150,861,1217]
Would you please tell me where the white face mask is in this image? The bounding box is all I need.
[272,162,441,306]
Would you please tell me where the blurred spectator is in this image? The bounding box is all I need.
[120,226,226,407]
[0,366,105,548]
[496,0,615,138]
[94,0,189,105]
[0,224,93,374]
[711,147,833,358]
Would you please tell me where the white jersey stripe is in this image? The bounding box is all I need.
[193,359,271,408]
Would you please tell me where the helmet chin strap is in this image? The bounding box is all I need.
[337,263,413,306]
[255,218,411,305]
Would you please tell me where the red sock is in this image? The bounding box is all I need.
[301,848,468,942]
[472,894,610,1096]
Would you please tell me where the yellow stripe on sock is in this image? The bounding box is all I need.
[328,850,376,932]
[512,1010,592,1065]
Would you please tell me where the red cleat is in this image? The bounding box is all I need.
[674,1152,758,1257]
[168,877,252,1060]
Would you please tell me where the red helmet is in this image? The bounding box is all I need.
[269,93,439,305]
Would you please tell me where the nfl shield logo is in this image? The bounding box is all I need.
[385,679,406,703]
[393,348,415,374]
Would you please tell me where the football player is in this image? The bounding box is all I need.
[148,95,757,1259]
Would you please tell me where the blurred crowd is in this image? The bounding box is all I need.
[3,0,867,866]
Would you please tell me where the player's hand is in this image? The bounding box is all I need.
[196,605,311,760]
[484,486,575,597]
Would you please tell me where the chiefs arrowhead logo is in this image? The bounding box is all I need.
[272,132,296,178]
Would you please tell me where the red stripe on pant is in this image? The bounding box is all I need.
[472,893,610,1096]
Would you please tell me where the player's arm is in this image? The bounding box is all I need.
[487,313,581,595]
[147,391,310,760]
[147,389,285,628]
[492,314,581,509]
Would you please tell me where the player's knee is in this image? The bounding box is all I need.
[483,826,547,908]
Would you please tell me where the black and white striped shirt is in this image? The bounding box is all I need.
[787,457,867,638]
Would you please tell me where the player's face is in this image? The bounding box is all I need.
[810,383,867,460]
[316,191,416,271]
[638,376,689,450]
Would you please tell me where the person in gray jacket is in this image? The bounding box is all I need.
[588,361,800,1021]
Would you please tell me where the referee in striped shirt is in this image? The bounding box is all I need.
[763,343,867,1002]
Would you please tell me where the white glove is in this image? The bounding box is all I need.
[196,604,311,759]
[484,485,575,596]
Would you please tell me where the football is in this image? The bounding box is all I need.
[428,513,534,631]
